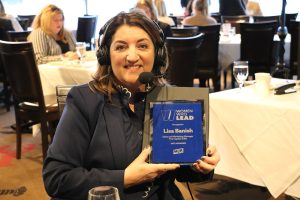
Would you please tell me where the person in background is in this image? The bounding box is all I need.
[219,0,248,16]
[0,0,23,31]
[154,0,175,26]
[181,0,193,16]
[182,0,217,26]
[246,0,262,16]
[43,11,220,200]
[27,4,78,64]
[134,0,173,37]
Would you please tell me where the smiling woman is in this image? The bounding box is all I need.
[42,11,220,200]
[109,25,155,91]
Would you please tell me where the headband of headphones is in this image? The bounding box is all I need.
[97,12,165,50]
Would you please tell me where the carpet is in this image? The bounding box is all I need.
[0,133,49,200]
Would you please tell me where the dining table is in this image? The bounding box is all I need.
[38,51,98,96]
[209,78,300,198]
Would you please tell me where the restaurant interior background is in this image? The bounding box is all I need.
[2,0,300,35]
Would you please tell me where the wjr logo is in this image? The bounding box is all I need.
[173,148,184,155]
[161,110,175,121]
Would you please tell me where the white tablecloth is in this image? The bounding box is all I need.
[219,34,291,72]
[209,79,300,198]
[38,53,97,96]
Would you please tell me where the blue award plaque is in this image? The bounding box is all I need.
[150,101,205,165]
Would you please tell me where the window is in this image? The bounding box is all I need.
[3,0,300,33]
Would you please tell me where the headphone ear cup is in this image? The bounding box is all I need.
[96,45,110,66]
[153,46,166,74]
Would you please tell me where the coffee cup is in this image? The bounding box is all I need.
[255,72,271,97]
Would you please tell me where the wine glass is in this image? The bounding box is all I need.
[233,61,249,91]
[76,42,86,64]
[88,186,120,200]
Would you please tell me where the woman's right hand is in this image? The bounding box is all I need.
[124,147,180,188]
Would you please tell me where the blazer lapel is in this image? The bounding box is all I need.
[103,104,127,169]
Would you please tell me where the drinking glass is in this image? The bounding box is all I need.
[233,61,249,91]
[88,186,120,200]
[76,42,86,63]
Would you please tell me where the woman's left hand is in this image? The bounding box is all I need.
[191,145,220,174]
[63,51,79,60]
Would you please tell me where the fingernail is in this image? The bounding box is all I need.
[207,150,212,156]
[196,159,201,164]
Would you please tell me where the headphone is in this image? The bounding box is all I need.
[96,12,166,76]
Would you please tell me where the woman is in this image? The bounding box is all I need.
[0,0,23,31]
[43,12,220,200]
[134,0,173,37]
[154,0,175,26]
[27,4,77,64]
[182,0,217,26]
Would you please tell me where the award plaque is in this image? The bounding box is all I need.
[143,86,209,165]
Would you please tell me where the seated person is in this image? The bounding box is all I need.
[182,0,217,26]
[27,4,78,64]
[42,11,220,200]
[181,0,193,17]
[154,0,175,26]
[0,0,23,31]
[246,0,262,16]
[133,0,173,37]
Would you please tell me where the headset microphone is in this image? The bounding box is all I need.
[138,72,154,92]
[138,72,154,84]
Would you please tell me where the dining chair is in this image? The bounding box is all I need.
[285,13,298,33]
[56,85,73,116]
[0,40,59,160]
[171,26,199,37]
[221,15,250,34]
[288,20,300,76]
[76,15,97,50]
[238,21,277,84]
[17,15,35,30]
[0,17,15,41]
[166,33,204,87]
[0,18,15,110]
[194,24,221,92]
[0,58,11,111]
[210,12,222,23]
[253,15,280,33]
[7,30,31,41]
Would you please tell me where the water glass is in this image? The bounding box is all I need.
[88,186,120,200]
[233,61,249,90]
[76,42,86,63]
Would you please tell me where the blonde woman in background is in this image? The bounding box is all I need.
[154,0,175,26]
[0,0,23,31]
[28,4,78,64]
[182,0,217,26]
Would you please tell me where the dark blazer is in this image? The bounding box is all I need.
[181,0,189,7]
[219,0,247,16]
[43,84,213,200]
